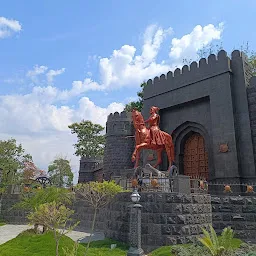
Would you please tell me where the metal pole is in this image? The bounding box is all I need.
[127,203,144,256]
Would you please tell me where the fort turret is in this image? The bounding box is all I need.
[103,111,135,179]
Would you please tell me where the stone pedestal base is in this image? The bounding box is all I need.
[127,247,144,256]
[172,175,191,194]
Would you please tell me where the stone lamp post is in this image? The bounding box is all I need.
[127,189,145,256]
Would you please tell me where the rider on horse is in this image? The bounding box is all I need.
[131,107,175,170]
[144,106,165,146]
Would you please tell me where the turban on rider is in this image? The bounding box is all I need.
[151,106,160,113]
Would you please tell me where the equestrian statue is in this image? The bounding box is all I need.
[131,106,175,171]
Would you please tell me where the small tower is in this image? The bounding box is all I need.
[78,156,103,183]
[103,111,135,179]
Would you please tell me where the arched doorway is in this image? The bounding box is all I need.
[183,133,209,180]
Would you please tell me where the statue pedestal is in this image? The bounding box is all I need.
[171,175,191,194]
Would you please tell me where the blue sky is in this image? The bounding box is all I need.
[0,0,255,181]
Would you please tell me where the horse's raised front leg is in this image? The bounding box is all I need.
[132,148,137,162]
[132,143,148,166]
[132,144,145,162]
[165,141,173,171]
[134,148,140,168]
[153,148,163,168]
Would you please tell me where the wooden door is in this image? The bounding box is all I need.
[183,133,209,180]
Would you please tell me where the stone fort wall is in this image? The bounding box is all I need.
[102,111,135,179]
[0,192,211,253]
[212,195,256,241]
[78,157,103,183]
[142,50,256,183]
[78,50,256,183]
[143,50,252,99]
[247,76,256,168]
[2,193,256,251]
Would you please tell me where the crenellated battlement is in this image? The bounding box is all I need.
[103,110,135,178]
[107,111,132,121]
[106,111,133,136]
[78,156,103,183]
[143,50,249,99]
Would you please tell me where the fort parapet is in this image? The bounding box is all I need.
[103,111,135,179]
[78,156,103,183]
[143,50,247,100]
[141,49,256,184]
[78,49,256,185]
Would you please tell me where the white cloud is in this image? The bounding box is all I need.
[70,23,223,93]
[97,24,173,90]
[0,131,80,182]
[0,22,224,183]
[21,23,224,102]
[3,78,24,84]
[0,91,124,182]
[27,65,48,77]
[28,78,103,104]
[0,17,22,39]
[0,91,124,134]
[124,96,138,104]
[136,24,173,66]
[26,65,48,84]
[46,68,65,85]
[26,66,65,86]
[169,23,224,64]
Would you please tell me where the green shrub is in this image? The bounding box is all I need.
[232,244,256,256]
[75,181,123,255]
[198,226,235,256]
[14,186,75,219]
[247,253,256,256]
[171,244,210,256]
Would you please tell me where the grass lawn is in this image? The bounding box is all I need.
[149,246,172,256]
[0,223,5,226]
[0,229,243,256]
[149,238,243,256]
[0,229,128,256]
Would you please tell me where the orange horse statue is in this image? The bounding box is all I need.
[131,106,175,171]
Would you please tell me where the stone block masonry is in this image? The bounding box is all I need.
[0,194,27,224]
[103,111,135,179]
[78,157,103,183]
[211,195,256,242]
[81,49,256,186]
[142,50,256,184]
[4,193,256,252]
[0,192,211,253]
[74,192,212,253]
[247,77,256,169]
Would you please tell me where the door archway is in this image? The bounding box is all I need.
[183,133,209,180]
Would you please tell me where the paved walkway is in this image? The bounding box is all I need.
[0,224,105,245]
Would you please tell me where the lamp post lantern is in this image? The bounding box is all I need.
[130,189,141,203]
[127,189,144,256]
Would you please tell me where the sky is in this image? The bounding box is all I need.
[1,0,256,183]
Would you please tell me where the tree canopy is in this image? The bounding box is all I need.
[196,42,256,76]
[14,186,75,212]
[68,120,105,158]
[75,180,123,255]
[0,138,32,185]
[124,82,146,112]
[48,157,73,187]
